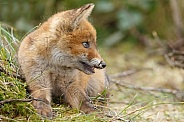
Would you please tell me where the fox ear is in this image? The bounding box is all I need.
[72,3,94,28]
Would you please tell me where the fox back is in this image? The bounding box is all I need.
[18,4,108,119]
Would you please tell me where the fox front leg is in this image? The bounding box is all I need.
[65,82,96,113]
[31,87,52,119]
[27,72,53,119]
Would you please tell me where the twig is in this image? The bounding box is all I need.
[170,50,184,55]
[105,113,130,122]
[110,68,152,79]
[170,38,184,50]
[164,50,184,68]
[110,69,140,79]
[0,115,18,122]
[111,79,184,101]
[0,98,42,105]
[153,31,184,68]
[110,79,178,95]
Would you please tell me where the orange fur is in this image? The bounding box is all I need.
[18,4,108,119]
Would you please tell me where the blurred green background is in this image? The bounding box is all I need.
[0,0,183,47]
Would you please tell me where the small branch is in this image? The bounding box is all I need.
[110,79,178,95]
[105,113,130,122]
[153,31,184,69]
[111,79,184,101]
[170,38,184,50]
[0,98,42,105]
[110,69,140,79]
[0,115,18,122]
[164,50,184,68]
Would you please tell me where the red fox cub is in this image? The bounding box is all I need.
[18,3,108,119]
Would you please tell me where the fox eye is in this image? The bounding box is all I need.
[82,42,90,48]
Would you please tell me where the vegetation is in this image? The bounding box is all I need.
[0,0,180,43]
[0,0,184,121]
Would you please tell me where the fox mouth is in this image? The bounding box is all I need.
[80,61,95,74]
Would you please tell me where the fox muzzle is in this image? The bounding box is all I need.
[98,61,106,69]
[90,58,106,69]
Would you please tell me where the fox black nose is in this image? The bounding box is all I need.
[99,61,106,69]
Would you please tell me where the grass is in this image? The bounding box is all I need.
[0,24,184,121]
[0,24,109,122]
[0,24,38,121]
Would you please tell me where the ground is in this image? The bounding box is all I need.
[103,43,184,122]
[0,28,184,121]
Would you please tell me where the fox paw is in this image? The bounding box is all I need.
[32,100,53,119]
[80,101,97,114]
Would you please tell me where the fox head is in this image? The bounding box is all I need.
[48,4,106,74]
